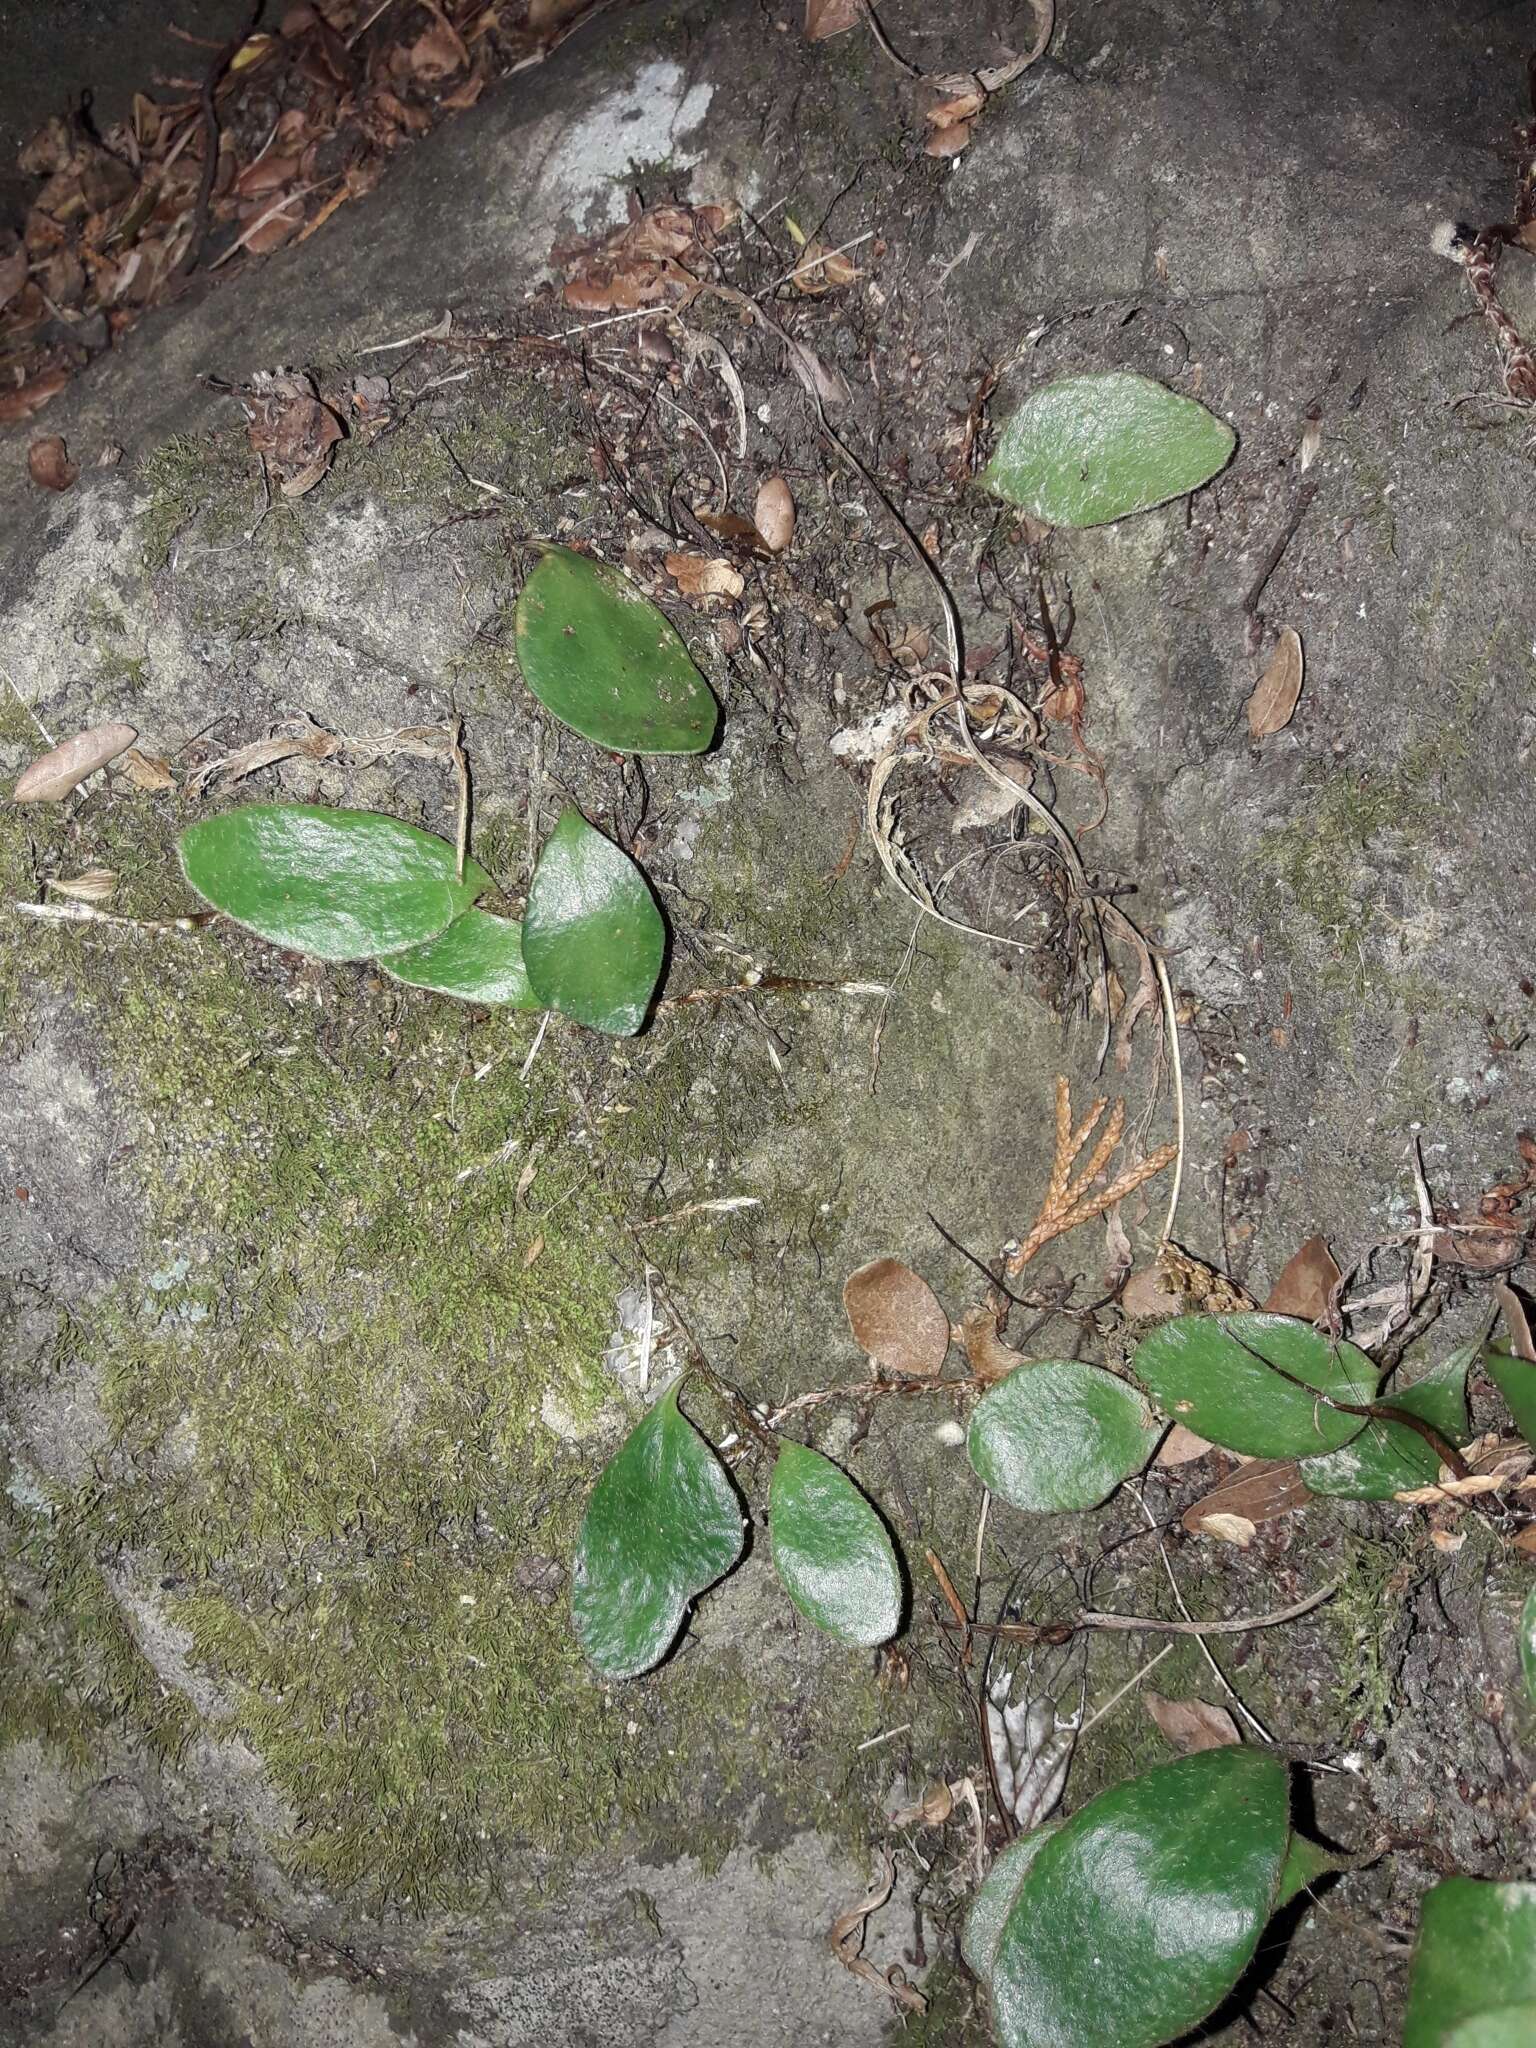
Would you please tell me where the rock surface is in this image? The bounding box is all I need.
[3,1,1535,2042]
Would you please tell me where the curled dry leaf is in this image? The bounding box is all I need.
[1262,1233,1342,1322]
[27,434,77,492]
[790,241,858,294]
[0,369,70,424]
[120,747,174,792]
[1182,1458,1310,1535]
[889,1778,957,1828]
[957,1303,1026,1386]
[844,1258,950,1376]
[13,722,137,803]
[1122,1262,1185,1322]
[925,119,975,160]
[1245,627,1304,741]
[664,553,744,601]
[1193,1511,1257,1549]
[1144,1692,1241,1755]
[754,475,795,553]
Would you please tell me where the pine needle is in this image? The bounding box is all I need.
[1005,1076,1177,1278]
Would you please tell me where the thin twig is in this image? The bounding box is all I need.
[1075,1643,1174,1740]
[449,713,470,885]
[173,0,264,280]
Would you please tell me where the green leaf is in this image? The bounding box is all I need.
[967,1361,1158,1513]
[1445,2007,1536,2047]
[571,1381,744,1680]
[962,1826,1060,1983]
[1521,1583,1536,1708]
[768,1440,903,1647]
[382,910,540,1006]
[980,371,1236,529]
[522,808,665,1036]
[990,1748,1292,2048]
[180,804,489,961]
[1133,1313,1377,1459]
[1274,1830,1343,1910]
[515,543,719,754]
[1488,1344,1536,1444]
[1404,1878,1536,2048]
[1301,1344,1473,1500]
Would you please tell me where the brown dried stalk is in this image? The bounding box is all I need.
[1004,1075,1177,1279]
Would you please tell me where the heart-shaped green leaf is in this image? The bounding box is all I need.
[967,1361,1158,1513]
[515,543,719,754]
[768,1440,903,1647]
[1522,1584,1536,1707]
[962,1826,1060,1983]
[1275,1829,1345,1910]
[383,910,540,1006]
[1488,1344,1536,1444]
[571,1381,744,1680]
[1301,1343,1473,1500]
[523,808,665,1036]
[181,805,490,961]
[980,371,1236,529]
[1446,2007,1536,2046]
[1133,1313,1378,1459]
[1404,1879,1536,2048]
[990,1748,1292,2048]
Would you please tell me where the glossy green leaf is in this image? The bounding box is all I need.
[1133,1313,1377,1460]
[1521,1583,1536,1708]
[1275,1830,1343,1910]
[571,1381,744,1680]
[515,543,718,754]
[383,910,540,1006]
[180,804,489,961]
[991,1748,1292,2048]
[967,1361,1158,1513]
[980,371,1236,529]
[1445,2006,1536,2047]
[522,808,665,1036]
[1404,1878,1536,2048]
[768,1440,902,1647]
[1488,1344,1536,1444]
[962,1826,1060,1983]
[1301,1343,1473,1500]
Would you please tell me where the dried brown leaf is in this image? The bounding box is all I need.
[1245,627,1304,741]
[410,20,466,79]
[663,553,744,601]
[0,245,26,315]
[0,367,70,424]
[925,120,975,159]
[828,1850,927,2014]
[120,747,174,792]
[43,868,118,905]
[844,1259,950,1376]
[1497,1281,1536,1363]
[27,435,78,492]
[754,475,795,553]
[805,0,862,40]
[1155,1423,1214,1468]
[1143,1692,1241,1754]
[13,722,136,803]
[1182,1458,1310,1535]
[957,1304,1024,1386]
[1262,1234,1342,1322]
[1121,1263,1185,1322]
[1192,1511,1257,1549]
[889,1779,956,1828]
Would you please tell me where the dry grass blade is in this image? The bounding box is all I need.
[1005,1076,1177,1278]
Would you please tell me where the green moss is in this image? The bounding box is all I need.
[136,432,254,571]
[1325,1528,1418,1731]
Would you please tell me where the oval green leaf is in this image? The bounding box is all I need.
[382,909,540,1006]
[967,1361,1158,1513]
[768,1440,903,1647]
[1133,1313,1377,1459]
[991,1748,1292,2048]
[522,808,665,1036]
[1301,1344,1473,1500]
[1404,1879,1536,2048]
[571,1381,744,1681]
[1488,1344,1536,1444]
[180,804,488,962]
[1446,2006,1536,2047]
[515,543,718,754]
[980,371,1236,529]
[962,1826,1060,1983]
